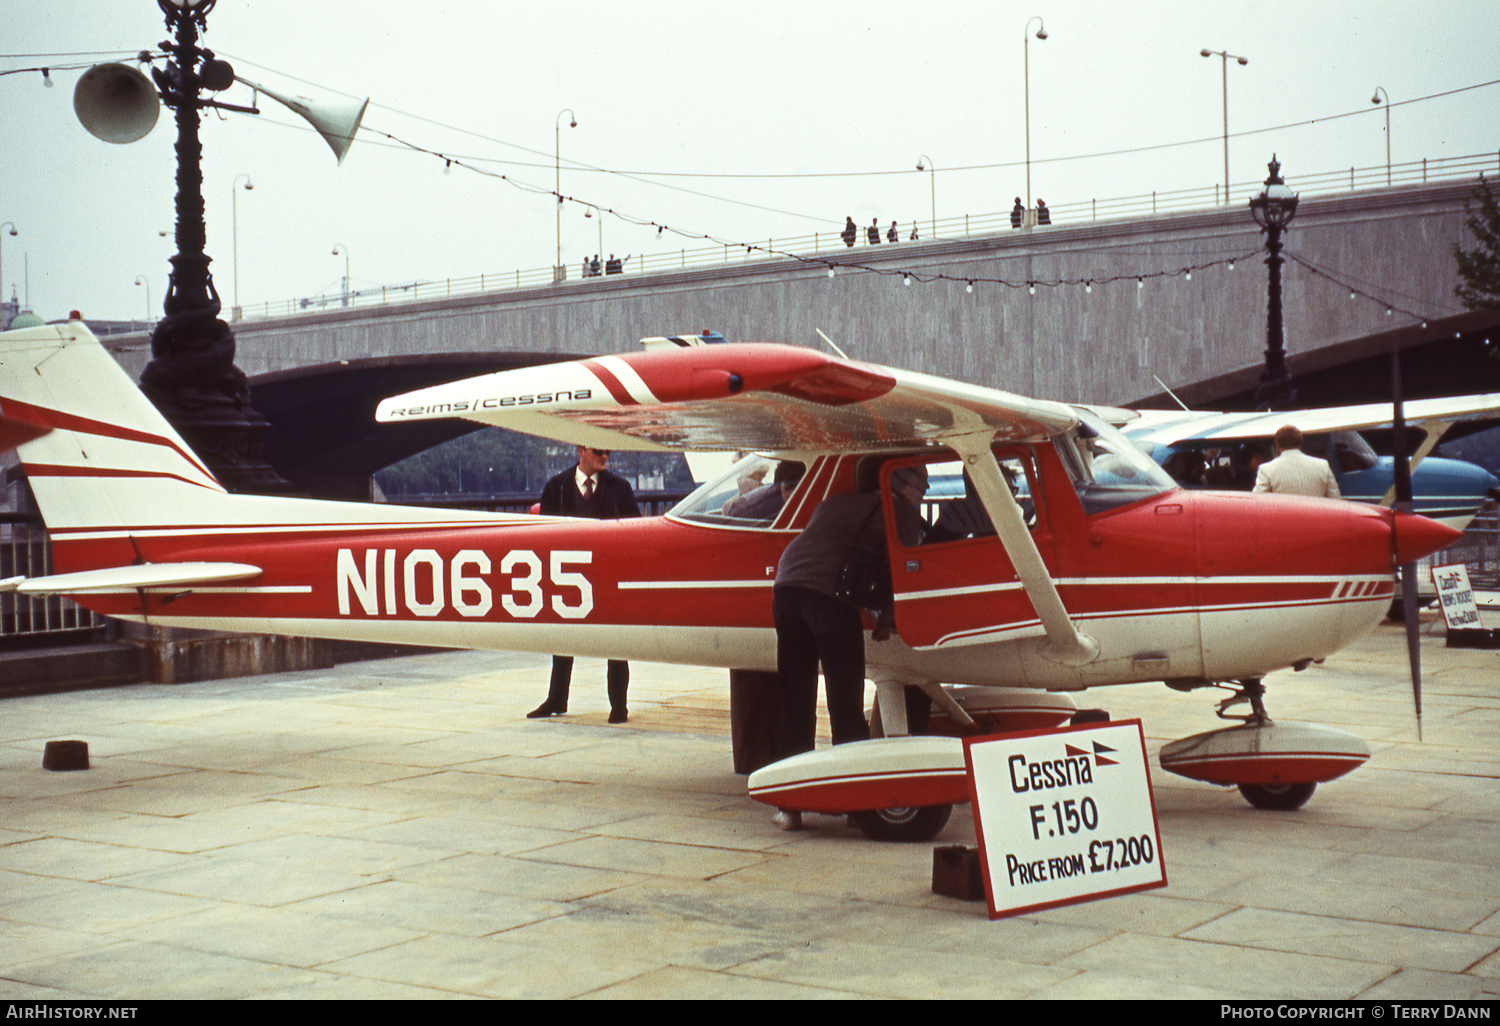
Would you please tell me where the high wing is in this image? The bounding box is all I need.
[375,343,1078,453]
[377,342,1097,667]
[1120,393,1500,447]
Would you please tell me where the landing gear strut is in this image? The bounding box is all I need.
[1158,676,1366,812]
[1213,678,1317,810]
[1215,677,1271,726]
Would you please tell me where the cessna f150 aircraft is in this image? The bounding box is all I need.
[0,323,1463,840]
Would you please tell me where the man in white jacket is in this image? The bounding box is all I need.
[1253,425,1341,498]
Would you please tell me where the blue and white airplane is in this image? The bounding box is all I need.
[1117,395,1500,532]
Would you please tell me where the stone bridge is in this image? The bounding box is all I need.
[100,178,1500,495]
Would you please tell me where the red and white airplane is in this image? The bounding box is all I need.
[0,323,1462,840]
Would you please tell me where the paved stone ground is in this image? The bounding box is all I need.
[1,621,1497,999]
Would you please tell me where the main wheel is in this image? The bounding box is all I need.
[851,804,952,842]
[1238,781,1316,811]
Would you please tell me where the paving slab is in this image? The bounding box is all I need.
[1,627,1498,999]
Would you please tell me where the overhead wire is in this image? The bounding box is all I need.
[9,48,1489,306]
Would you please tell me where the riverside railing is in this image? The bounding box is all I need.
[0,515,106,640]
[234,150,1500,322]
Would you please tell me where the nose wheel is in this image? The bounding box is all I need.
[851,804,953,842]
[1237,781,1317,810]
[1219,678,1316,808]
[1158,677,1361,812]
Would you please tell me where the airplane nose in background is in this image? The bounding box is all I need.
[1393,511,1464,565]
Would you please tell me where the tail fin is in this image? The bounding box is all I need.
[0,321,226,533]
[0,322,509,568]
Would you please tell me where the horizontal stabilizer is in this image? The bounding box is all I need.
[4,562,263,596]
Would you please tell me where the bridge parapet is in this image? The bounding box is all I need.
[102,177,1487,409]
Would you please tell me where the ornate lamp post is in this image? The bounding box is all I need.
[1249,156,1300,411]
[141,0,287,491]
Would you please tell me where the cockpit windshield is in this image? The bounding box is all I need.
[1057,408,1178,514]
[1330,430,1379,473]
[670,454,806,527]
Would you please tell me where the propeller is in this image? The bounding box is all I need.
[1389,335,1422,741]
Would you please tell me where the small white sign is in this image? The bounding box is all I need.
[1432,564,1485,630]
[963,720,1167,920]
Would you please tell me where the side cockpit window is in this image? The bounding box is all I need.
[670,454,807,527]
[886,449,1041,548]
[1058,409,1177,514]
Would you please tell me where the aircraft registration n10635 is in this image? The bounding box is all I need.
[0,323,1464,840]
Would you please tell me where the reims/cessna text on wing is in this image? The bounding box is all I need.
[0,324,1461,840]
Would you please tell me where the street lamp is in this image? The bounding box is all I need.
[1371,87,1391,186]
[556,108,576,283]
[332,243,349,306]
[137,0,287,492]
[134,275,151,330]
[231,173,252,319]
[1200,48,1248,203]
[1024,17,1048,209]
[916,155,935,237]
[1248,155,1300,411]
[0,222,15,326]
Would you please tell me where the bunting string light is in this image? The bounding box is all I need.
[1283,251,1462,326]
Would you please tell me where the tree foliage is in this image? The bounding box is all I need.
[1455,174,1500,310]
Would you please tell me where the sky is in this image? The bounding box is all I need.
[2,0,1498,325]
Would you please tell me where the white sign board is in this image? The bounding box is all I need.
[963,720,1167,920]
[1432,564,1485,630]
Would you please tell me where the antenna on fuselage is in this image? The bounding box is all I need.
[815,329,849,360]
[1153,375,1192,413]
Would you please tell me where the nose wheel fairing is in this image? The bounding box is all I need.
[1158,678,1371,809]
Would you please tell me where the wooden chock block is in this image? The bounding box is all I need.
[43,740,90,771]
[932,844,984,901]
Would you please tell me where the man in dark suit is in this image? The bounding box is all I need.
[528,446,641,723]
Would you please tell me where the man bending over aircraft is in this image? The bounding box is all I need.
[529,446,641,722]
[1253,425,1341,499]
[767,462,928,830]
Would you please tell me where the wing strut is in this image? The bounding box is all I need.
[1377,418,1450,508]
[951,435,1099,667]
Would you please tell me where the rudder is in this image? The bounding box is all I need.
[0,321,226,535]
